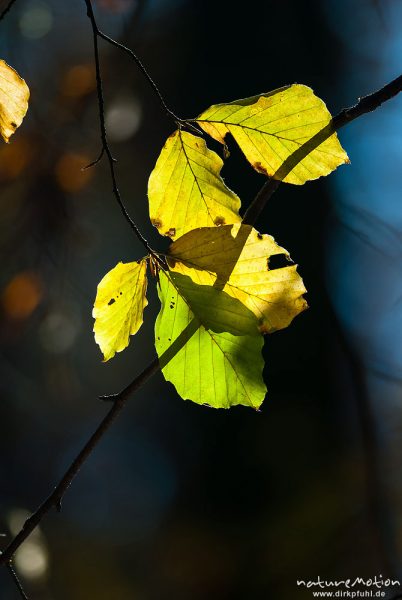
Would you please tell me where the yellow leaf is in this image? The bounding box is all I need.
[167,223,307,333]
[148,129,241,240]
[197,85,349,185]
[0,60,30,143]
[93,259,148,361]
[155,270,266,409]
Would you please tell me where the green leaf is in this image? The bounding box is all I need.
[155,270,266,409]
[148,129,241,240]
[0,59,30,143]
[93,259,148,361]
[196,84,349,185]
[168,224,307,334]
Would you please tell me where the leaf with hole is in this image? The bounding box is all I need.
[0,60,30,143]
[148,129,241,240]
[155,269,266,408]
[196,84,349,184]
[167,223,307,333]
[93,259,148,361]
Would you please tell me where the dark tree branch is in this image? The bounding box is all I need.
[84,0,155,257]
[0,0,17,21]
[6,562,29,600]
[85,1,179,125]
[94,29,203,137]
[0,358,160,566]
[243,74,402,225]
[90,15,205,136]
[96,29,180,124]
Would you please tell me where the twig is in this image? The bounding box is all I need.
[96,29,179,124]
[88,4,204,138]
[6,562,29,600]
[0,0,17,21]
[0,358,160,566]
[84,0,155,257]
[85,1,179,125]
[93,25,204,137]
[243,74,402,225]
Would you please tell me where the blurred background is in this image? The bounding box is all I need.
[0,0,401,598]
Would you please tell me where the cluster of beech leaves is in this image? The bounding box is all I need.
[0,61,348,410]
[93,84,349,409]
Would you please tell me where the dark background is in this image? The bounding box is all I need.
[0,0,401,598]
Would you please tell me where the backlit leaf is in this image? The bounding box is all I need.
[148,129,240,240]
[0,60,30,143]
[196,84,349,184]
[168,270,260,337]
[93,259,148,361]
[155,269,266,409]
[168,223,307,333]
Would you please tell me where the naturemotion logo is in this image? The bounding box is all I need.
[296,575,401,598]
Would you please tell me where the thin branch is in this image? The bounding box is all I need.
[0,358,160,566]
[243,74,402,225]
[85,11,204,135]
[82,146,105,170]
[84,0,155,257]
[86,2,179,124]
[6,562,29,600]
[0,0,17,21]
[96,29,180,124]
[91,4,203,138]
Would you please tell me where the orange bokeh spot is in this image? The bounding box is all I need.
[0,137,33,182]
[2,272,42,320]
[55,153,93,193]
[61,64,95,99]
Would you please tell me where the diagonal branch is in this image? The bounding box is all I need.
[6,562,29,599]
[93,29,202,137]
[0,0,17,21]
[95,29,180,124]
[0,358,160,566]
[84,0,179,124]
[243,74,402,225]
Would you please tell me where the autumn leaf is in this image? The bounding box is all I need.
[0,60,30,143]
[93,259,148,361]
[148,129,240,240]
[167,223,307,333]
[196,84,349,184]
[155,269,266,409]
[167,270,260,337]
